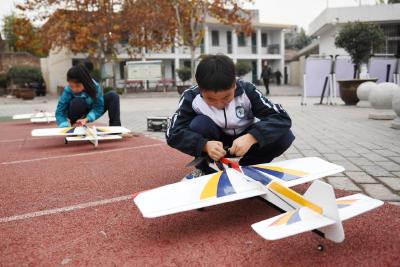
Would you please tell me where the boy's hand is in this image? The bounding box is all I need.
[75,118,88,127]
[203,141,226,161]
[229,134,257,157]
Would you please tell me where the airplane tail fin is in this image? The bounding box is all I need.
[303,180,345,242]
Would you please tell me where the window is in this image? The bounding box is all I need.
[251,33,257,54]
[120,61,126,80]
[227,31,232,53]
[261,33,268,47]
[238,32,246,47]
[211,30,219,46]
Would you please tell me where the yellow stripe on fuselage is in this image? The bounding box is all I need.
[256,165,308,177]
[200,172,222,200]
[268,181,323,214]
[336,199,357,205]
[61,127,74,133]
[96,127,111,133]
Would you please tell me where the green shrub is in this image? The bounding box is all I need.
[0,73,7,88]
[116,88,124,95]
[176,67,192,83]
[235,62,252,77]
[104,86,114,94]
[7,66,43,86]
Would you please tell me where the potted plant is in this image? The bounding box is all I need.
[0,73,7,96]
[176,67,192,95]
[19,87,36,100]
[7,66,45,99]
[334,21,385,105]
[235,62,252,79]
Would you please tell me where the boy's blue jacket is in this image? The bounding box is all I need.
[55,82,104,127]
[166,80,293,157]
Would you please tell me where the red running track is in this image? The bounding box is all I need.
[0,122,399,266]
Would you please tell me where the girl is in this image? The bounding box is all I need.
[55,64,121,128]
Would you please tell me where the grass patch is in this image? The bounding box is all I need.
[0,116,12,122]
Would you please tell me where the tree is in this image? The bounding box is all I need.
[2,14,47,57]
[2,14,18,51]
[171,0,253,81]
[335,22,385,78]
[294,28,313,50]
[285,27,314,50]
[376,0,400,3]
[17,0,176,86]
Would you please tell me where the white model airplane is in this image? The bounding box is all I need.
[31,125,131,148]
[13,111,56,123]
[134,157,383,249]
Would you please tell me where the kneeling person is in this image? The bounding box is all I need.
[166,55,295,180]
[55,64,121,128]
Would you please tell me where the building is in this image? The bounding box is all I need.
[308,3,400,57]
[286,3,400,87]
[41,10,291,95]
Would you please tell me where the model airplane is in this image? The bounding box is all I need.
[31,125,131,148]
[13,111,56,123]
[134,157,383,249]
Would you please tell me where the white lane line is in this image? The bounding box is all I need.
[0,137,57,143]
[0,194,133,223]
[0,138,25,143]
[0,143,165,165]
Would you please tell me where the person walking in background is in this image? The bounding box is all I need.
[261,61,272,95]
[275,70,282,86]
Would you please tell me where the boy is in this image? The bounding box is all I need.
[166,55,295,180]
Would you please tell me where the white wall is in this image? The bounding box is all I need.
[44,48,73,95]
[318,27,347,56]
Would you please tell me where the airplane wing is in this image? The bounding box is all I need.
[66,135,122,142]
[13,112,55,120]
[32,127,86,136]
[335,193,384,221]
[242,157,344,188]
[93,126,131,135]
[31,117,56,123]
[32,126,131,137]
[13,113,35,120]
[251,207,336,240]
[134,168,268,218]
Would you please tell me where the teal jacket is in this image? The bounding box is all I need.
[56,82,104,128]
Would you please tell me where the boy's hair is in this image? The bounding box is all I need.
[195,54,236,91]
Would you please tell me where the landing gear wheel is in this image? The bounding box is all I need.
[317,244,324,252]
[64,138,68,145]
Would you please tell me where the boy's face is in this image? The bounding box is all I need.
[201,85,236,109]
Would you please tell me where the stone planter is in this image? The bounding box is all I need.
[356,81,377,108]
[19,88,35,100]
[337,78,378,105]
[392,90,400,129]
[368,82,399,120]
[14,88,21,98]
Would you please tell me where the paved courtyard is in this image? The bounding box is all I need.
[1,84,399,205]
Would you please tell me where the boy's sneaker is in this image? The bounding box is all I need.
[181,168,207,182]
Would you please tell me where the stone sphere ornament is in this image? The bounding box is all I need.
[391,89,400,129]
[356,81,377,108]
[368,82,399,120]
